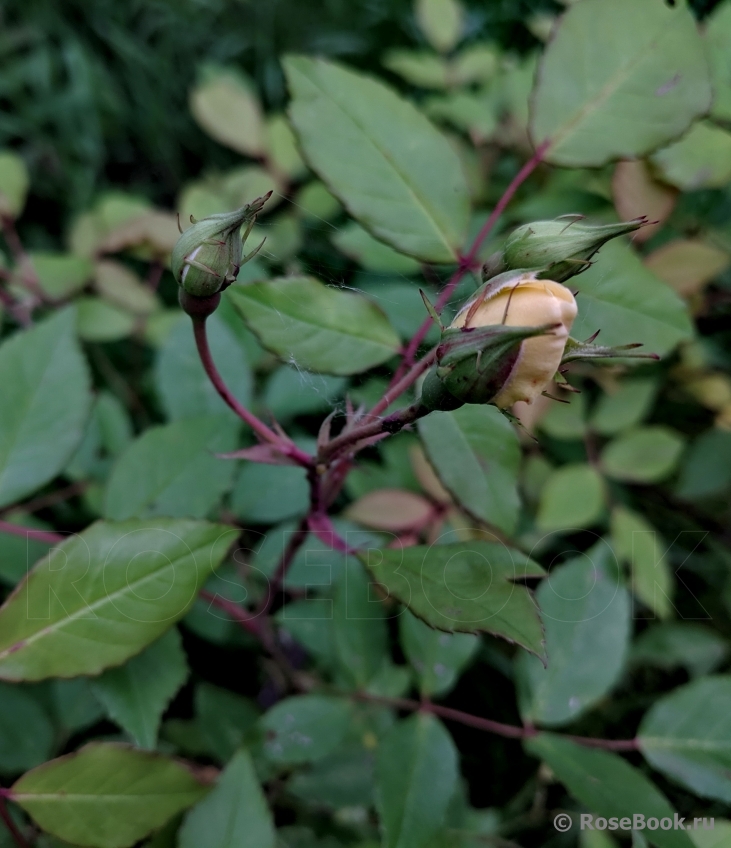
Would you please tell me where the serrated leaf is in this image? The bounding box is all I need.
[179,749,275,848]
[189,66,264,157]
[517,547,630,727]
[570,239,693,357]
[227,276,400,375]
[91,628,189,749]
[601,426,685,483]
[638,676,731,803]
[650,121,731,190]
[360,540,545,656]
[418,406,521,534]
[10,743,209,848]
[0,518,232,681]
[104,416,238,520]
[376,713,459,848]
[399,610,479,698]
[525,734,695,848]
[284,56,470,263]
[531,0,711,167]
[260,695,353,766]
[611,506,673,619]
[0,309,92,508]
[29,252,94,299]
[332,223,421,274]
[536,463,605,532]
[0,682,55,775]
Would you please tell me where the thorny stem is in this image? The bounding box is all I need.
[383,142,549,396]
[0,795,31,848]
[319,399,429,461]
[369,347,437,419]
[191,316,311,468]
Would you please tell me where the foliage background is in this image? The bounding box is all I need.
[0,0,730,847]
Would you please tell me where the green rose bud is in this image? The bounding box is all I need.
[489,216,648,283]
[172,192,270,298]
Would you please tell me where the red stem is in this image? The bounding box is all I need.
[0,521,63,545]
[370,348,436,419]
[254,516,310,617]
[383,142,549,395]
[0,796,31,848]
[199,589,259,636]
[354,692,638,751]
[192,317,311,468]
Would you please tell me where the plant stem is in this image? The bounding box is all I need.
[382,141,549,396]
[0,796,31,848]
[319,399,428,461]
[199,589,259,636]
[369,347,436,419]
[0,521,63,545]
[254,516,310,617]
[191,317,311,467]
[353,692,638,751]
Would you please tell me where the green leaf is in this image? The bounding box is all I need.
[260,695,353,766]
[706,2,731,122]
[231,462,309,524]
[516,547,630,727]
[94,260,160,315]
[195,683,260,764]
[332,223,421,274]
[418,406,521,534]
[265,114,307,180]
[675,429,731,500]
[104,416,238,520]
[531,0,711,167]
[360,540,545,657]
[376,713,459,848]
[29,253,93,299]
[382,51,450,90]
[690,820,731,848]
[399,609,479,698]
[0,682,55,775]
[0,150,29,217]
[48,678,105,736]
[189,65,264,157]
[590,380,658,436]
[263,366,346,421]
[155,313,252,422]
[570,240,693,357]
[0,512,54,586]
[179,749,275,848]
[0,518,231,681]
[631,623,728,679]
[611,506,673,619]
[536,464,605,532]
[333,559,389,688]
[638,676,731,803]
[284,56,470,263]
[525,734,695,848]
[0,309,92,508]
[287,746,375,810]
[227,276,400,375]
[601,427,685,484]
[10,742,209,848]
[415,0,464,53]
[90,628,189,749]
[650,122,731,191]
[539,392,587,440]
[76,297,137,342]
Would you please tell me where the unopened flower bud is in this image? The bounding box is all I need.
[495,217,648,283]
[422,271,578,411]
[172,193,270,299]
